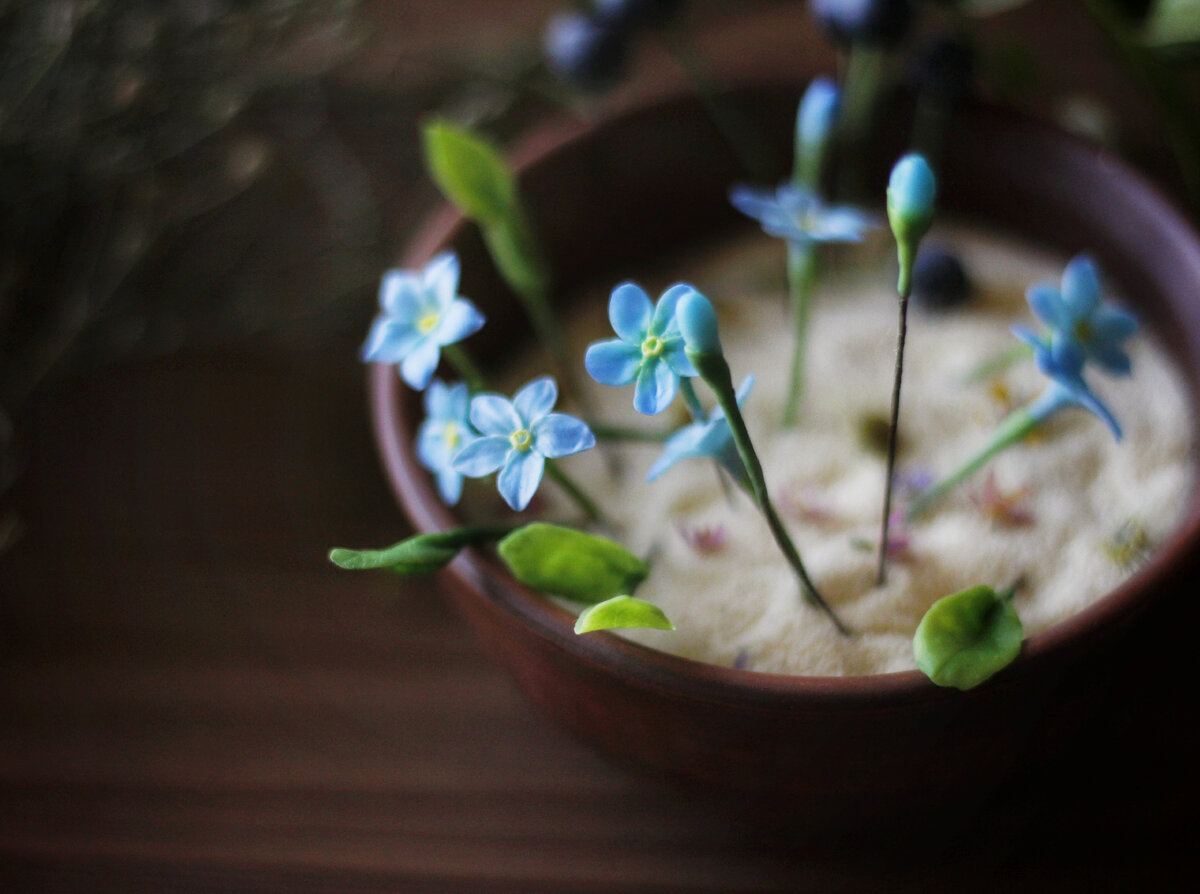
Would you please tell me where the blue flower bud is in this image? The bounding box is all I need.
[887,153,937,244]
[797,77,840,149]
[676,290,722,356]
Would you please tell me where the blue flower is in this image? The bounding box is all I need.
[1013,254,1138,377]
[361,252,486,390]
[796,77,840,149]
[416,380,478,505]
[647,376,754,482]
[729,183,874,247]
[452,377,596,511]
[886,153,937,244]
[585,282,698,415]
[1026,331,1123,440]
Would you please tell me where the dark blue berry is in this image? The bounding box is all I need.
[544,11,627,88]
[911,247,972,310]
[593,0,683,32]
[811,0,914,49]
[914,37,975,105]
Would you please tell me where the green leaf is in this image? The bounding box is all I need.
[913,585,1023,690]
[329,527,507,575]
[498,523,649,604]
[1145,0,1200,49]
[482,214,551,301]
[574,595,674,634]
[422,120,516,225]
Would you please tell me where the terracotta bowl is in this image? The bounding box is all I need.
[369,86,1200,827]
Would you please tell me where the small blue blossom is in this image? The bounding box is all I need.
[796,77,840,149]
[1013,254,1138,377]
[416,380,478,505]
[1027,331,1123,440]
[887,153,937,243]
[452,377,596,511]
[647,376,754,482]
[361,252,486,390]
[585,282,698,415]
[729,183,874,247]
[676,288,723,357]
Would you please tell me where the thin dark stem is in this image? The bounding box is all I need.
[876,292,909,587]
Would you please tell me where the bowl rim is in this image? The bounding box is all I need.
[369,84,1200,710]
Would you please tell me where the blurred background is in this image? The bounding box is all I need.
[2,1,1198,890]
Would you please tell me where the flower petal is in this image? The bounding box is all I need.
[498,450,545,511]
[470,394,522,436]
[729,185,779,224]
[416,420,449,471]
[361,317,421,364]
[533,413,595,458]
[809,206,873,242]
[399,338,441,390]
[661,337,697,377]
[633,359,678,416]
[1092,307,1138,343]
[435,467,464,505]
[432,298,485,346]
[645,422,709,481]
[1088,344,1132,377]
[452,436,511,477]
[423,252,461,309]
[1061,255,1100,319]
[1026,284,1071,330]
[651,283,696,335]
[513,376,558,424]
[609,282,653,343]
[424,379,452,419]
[379,269,422,319]
[585,340,642,386]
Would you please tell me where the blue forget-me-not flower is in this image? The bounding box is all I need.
[1013,254,1138,378]
[362,252,485,390]
[647,377,754,483]
[416,380,478,505]
[585,282,698,415]
[729,183,874,247]
[452,377,595,511]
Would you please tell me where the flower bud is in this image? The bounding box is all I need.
[677,290,722,356]
[887,153,937,245]
[797,77,840,149]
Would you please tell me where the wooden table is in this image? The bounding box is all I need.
[1,343,1197,892]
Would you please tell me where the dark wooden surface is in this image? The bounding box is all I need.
[2,343,1197,893]
[3,2,1199,890]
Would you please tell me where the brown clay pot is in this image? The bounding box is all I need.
[369,85,1200,828]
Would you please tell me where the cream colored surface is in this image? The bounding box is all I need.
[525,226,1194,675]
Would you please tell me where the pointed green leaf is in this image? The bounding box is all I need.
[498,523,649,603]
[422,120,516,225]
[329,527,507,575]
[574,595,674,634]
[1144,0,1200,49]
[913,585,1023,690]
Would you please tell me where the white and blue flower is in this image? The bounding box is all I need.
[452,377,595,511]
[584,282,698,415]
[416,380,478,505]
[729,183,874,247]
[646,376,754,483]
[1026,332,1123,439]
[361,252,485,390]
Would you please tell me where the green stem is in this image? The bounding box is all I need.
[655,25,778,180]
[783,242,817,426]
[679,378,706,422]
[837,45,886,202]
[689,349,851,636]
[442,344,487,392]
[963,343,1034,384]
[906,406,1039,521]
[1082,0,1200,210]
[545,461,601,522]
[590,423,671,444]
[876,288,911,587]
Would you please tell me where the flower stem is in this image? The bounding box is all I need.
[783,242,817,426]
[689,349,851,636]
[590,423,671,443]
[545,461,602,522]
[876,288,911,587]
[679,378,706,422]
[443,344,487,392]
[906,406,1039,521]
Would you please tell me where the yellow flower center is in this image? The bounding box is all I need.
[443,422,460,450]
[510,428,533,452]
[1073,319,1093,343]
[641,335,664,359]
[417,311,441,335]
